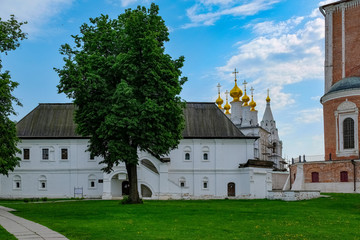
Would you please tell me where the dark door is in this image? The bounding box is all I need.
[228,182,235,197]
[122,181,130,195]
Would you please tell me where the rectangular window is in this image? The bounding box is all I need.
[203,182,208,189]
[91,181,95,188]
[42,149,49,160]
[23,149,30,160]
[340,171,348,182]
[311,172,319,182]
[90,154,95,160]
[16,182,20,189]
[41,182,46,189]
[61,148,68,160]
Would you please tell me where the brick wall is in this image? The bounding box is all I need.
[291,160,360,185]
[323,96,360,160]
[345,6,360,77]
[332,9,342,85]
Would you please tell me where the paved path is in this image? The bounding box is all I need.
[0,206,68,240]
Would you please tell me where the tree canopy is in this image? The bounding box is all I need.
[56,4,186,203]
[0,15,27,175]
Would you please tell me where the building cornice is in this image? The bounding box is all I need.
[321,89,360,103]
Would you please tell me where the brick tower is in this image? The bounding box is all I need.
[320,0,360,160]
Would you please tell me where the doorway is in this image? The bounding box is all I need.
[122,181,130,195]
[227,182,235,197]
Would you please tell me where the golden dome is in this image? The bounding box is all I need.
[242,81,250,106]
[224,90,231,114]
[216,83,223,109]
[266,89,271,103]
[216,95,224,109]
[230,80,242,102]
[249,95,256,111]
[249,86,256,111]
[230,68,242,102]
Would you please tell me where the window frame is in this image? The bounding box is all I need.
[38,175,47,191]
[13,175,21,190]
[343,118,355,149]
[311,172,319,183]
[42,148,49,160]
[23,148,30,160]
[61,148,69,160]
[335,101,359,157]
[340,171,348,182]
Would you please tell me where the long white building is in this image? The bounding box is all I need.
[0,102,277,199]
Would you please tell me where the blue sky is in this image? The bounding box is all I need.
[1,0,337,160]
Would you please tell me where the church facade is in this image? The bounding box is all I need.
[291,0,360,193]
[0,101,279,199]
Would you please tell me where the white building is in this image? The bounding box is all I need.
[0,102,274,199]
[216,71,284,170]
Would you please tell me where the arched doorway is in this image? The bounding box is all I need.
[141,184,152,198]
[227,182,235,197]
[122,181,130,196]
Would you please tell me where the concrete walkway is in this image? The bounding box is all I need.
[0,206,68,240]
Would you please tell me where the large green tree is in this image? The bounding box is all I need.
[56,4,186,203]
[0,15,27,176]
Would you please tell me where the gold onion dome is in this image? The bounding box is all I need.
[242,90,250,106]
[216,83,224,109]
[230,68,242,102]
[216,95,224,109]
[266,89,271,103]
[249,87,256,111]
[224,90,231,114]
[242,80,250,106]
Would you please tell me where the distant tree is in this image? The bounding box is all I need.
[56,4,186,203]
[0,15,27,176]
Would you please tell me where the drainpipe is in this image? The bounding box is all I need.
[289,165,292,190]
[351,160,356,192]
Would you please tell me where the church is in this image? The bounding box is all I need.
[0,69,284,199]
[291,0,360,193]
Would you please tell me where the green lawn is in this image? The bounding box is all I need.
[1,194,360,240]
[0,225,16,240]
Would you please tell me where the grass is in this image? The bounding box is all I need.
[0,225,16,240]
[0,194,360,239]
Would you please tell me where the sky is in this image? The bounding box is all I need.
[1,0,339,160]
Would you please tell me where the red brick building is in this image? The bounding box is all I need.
[291,0,360,193]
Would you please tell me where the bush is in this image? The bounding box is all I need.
[23,198,29,203]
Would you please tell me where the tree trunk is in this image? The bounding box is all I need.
[125,162,142,204]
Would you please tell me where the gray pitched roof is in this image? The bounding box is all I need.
[183,102,247,138]
[17,102,250,139]
[17,103,83,138]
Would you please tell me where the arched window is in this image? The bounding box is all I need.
[311,172,319,183]
[340,171,348,182]
[38,175,47,190]
[202,177,208,189]
[88,174,97,189]
[343,118,355,149]
[179,177,186,187]
[203,153,208,160]
[141,159,159,174]
[13,175,21,190]
[184,146,191,161]
[141,184,152,198]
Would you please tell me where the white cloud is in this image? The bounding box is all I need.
[107,0,145,7]
[217,12,325,110]
[319,0,338,6]
[0,0,73,36]
[249,16,304,36]
[295,108,323,124]
[182,0,280,28]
